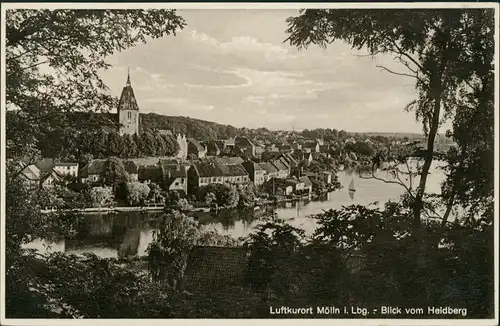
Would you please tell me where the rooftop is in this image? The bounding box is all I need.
[117,73,139,112]
[189,138,206,152]
[138,165,163,182]
[193,162,248,177]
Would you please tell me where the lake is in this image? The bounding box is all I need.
[25,160,447,259]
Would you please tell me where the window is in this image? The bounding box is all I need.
[181,178,185,184]
[175,182,179,186]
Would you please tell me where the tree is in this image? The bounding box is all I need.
[100,157,128,191]
[244,218,307,298]
[237,183,256,207]
[106,131,124,157]
[89,186,113,208]
[286,9,494,231]
[197,230,241,247]
[165,190,182,208]
[5,9,185,164]
[205,192,217,207]
[5,8,187,318]
[121,134,138,158]
[89,129,108,159]
[78,153,94,169]
[141,130,157,157]
[161,133,180,157]
[154,133,167,156]
[132,133,144,157]
[146,212,199,289]
[126,182,150,206]
[222,184,240,208]
[148,183,164,204]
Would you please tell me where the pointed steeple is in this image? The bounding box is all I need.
[118,68,139,112]
[126,67,131,86]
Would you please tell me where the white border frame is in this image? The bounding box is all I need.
[1,2,498,326]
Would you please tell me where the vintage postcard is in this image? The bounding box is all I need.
[1,2,498,326]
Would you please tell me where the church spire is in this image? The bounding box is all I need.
[126,67,131,86]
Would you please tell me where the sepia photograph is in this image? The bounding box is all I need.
[1,2,498,325]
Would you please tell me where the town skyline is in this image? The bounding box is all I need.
[99,9,449,134]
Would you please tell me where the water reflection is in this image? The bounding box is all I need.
[24,161,447,258]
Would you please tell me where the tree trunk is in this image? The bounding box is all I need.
[413,74,442,234]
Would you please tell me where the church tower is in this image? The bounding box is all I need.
[118,69,140,135]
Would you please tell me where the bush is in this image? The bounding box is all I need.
[126,182,150,206]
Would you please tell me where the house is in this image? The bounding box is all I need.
[254,145,265,156]
[124,161,139,181]
[188,138,207,159]
[278,145,293,154]
[282,153,299,168]
[215,138,236,155]
[34,158,78,181]
[235,136,256,157]
[293,142,302,151]
[263,177,293,196]
[265,144,279,152]
[204,141,221,157]
[259,162,278,181]
[41,170,63,188]
[299,176,313,194]
[319,171,333,184]
[18,164,41,188]
[271,159,289,179]
[188,162,249,189]
[285,177,305,194]
[303,152,313,166]
[303,141,320,153]
[160,161,189,195]
[53,162,79,178]
[80,159,138,183]
[261,152,297,169]
[138,165,163,185]
[261,151,282,162]
[79,159,106,183]
[241,161,266,186]
[160,160,189,194]
[181,246,249,293]
[222,137,236,149]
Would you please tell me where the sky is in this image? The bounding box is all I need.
[100,9,426,133]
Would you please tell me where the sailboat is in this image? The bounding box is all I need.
[348,177,356,192]
[348,177,356,200]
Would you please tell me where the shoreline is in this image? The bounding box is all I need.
[40,193,324,215]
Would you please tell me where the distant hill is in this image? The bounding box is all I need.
[140,113,239,140]
[357,132,425,140]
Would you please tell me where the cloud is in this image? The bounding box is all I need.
[143,97,187,104]
[190,30,296,61]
